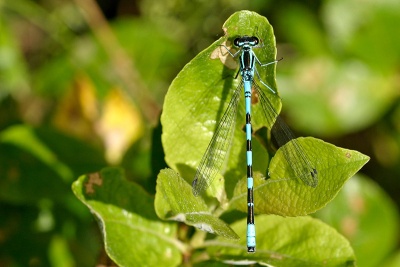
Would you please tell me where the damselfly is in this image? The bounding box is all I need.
[192,35,318,252]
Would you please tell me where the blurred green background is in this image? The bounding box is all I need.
[0,0,399,266]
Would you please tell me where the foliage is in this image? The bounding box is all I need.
[70,10,368,266]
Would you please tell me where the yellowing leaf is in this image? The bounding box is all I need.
[97,88,143,163]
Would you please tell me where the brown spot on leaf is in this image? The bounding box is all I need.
[251,87,259,104]
[85,172,103,194]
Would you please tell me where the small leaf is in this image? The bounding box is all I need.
[0,125,73,181]
[72,167,182,267]
[231,137,370,216]
[0,142,69,204]
[155,169,238,240]
[207,215,355,267]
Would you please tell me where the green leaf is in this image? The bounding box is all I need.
[72,167,182,267]
[278,58,398,137]
[0,15,29,96]
[155,169,239,240]
[0,125,77,204]
[0,125,107,182]
[161,10,279,196]
[276,5,327,56]
[0,142,69,204]
[112,18,186,101]
[383,251,400,267]
[231,137,370,216]
[0,125,73,181]
[275,2,400,137]
[207,215,356,267]
[33,126,107,178]
[315,174,400,267]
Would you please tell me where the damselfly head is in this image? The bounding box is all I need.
[234,36,259,48]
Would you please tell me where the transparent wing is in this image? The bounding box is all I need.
[192,84,242,196]
[254,82,318,187]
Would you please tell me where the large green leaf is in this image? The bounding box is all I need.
[155,168,238,240]
[206,215,355,267]
[161,10,279,196]
[231,137,370,216]
[315,174,399,267]
[72,167,183,267]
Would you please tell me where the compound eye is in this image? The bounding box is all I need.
[253,37,259,45]
[234,38,240,46]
